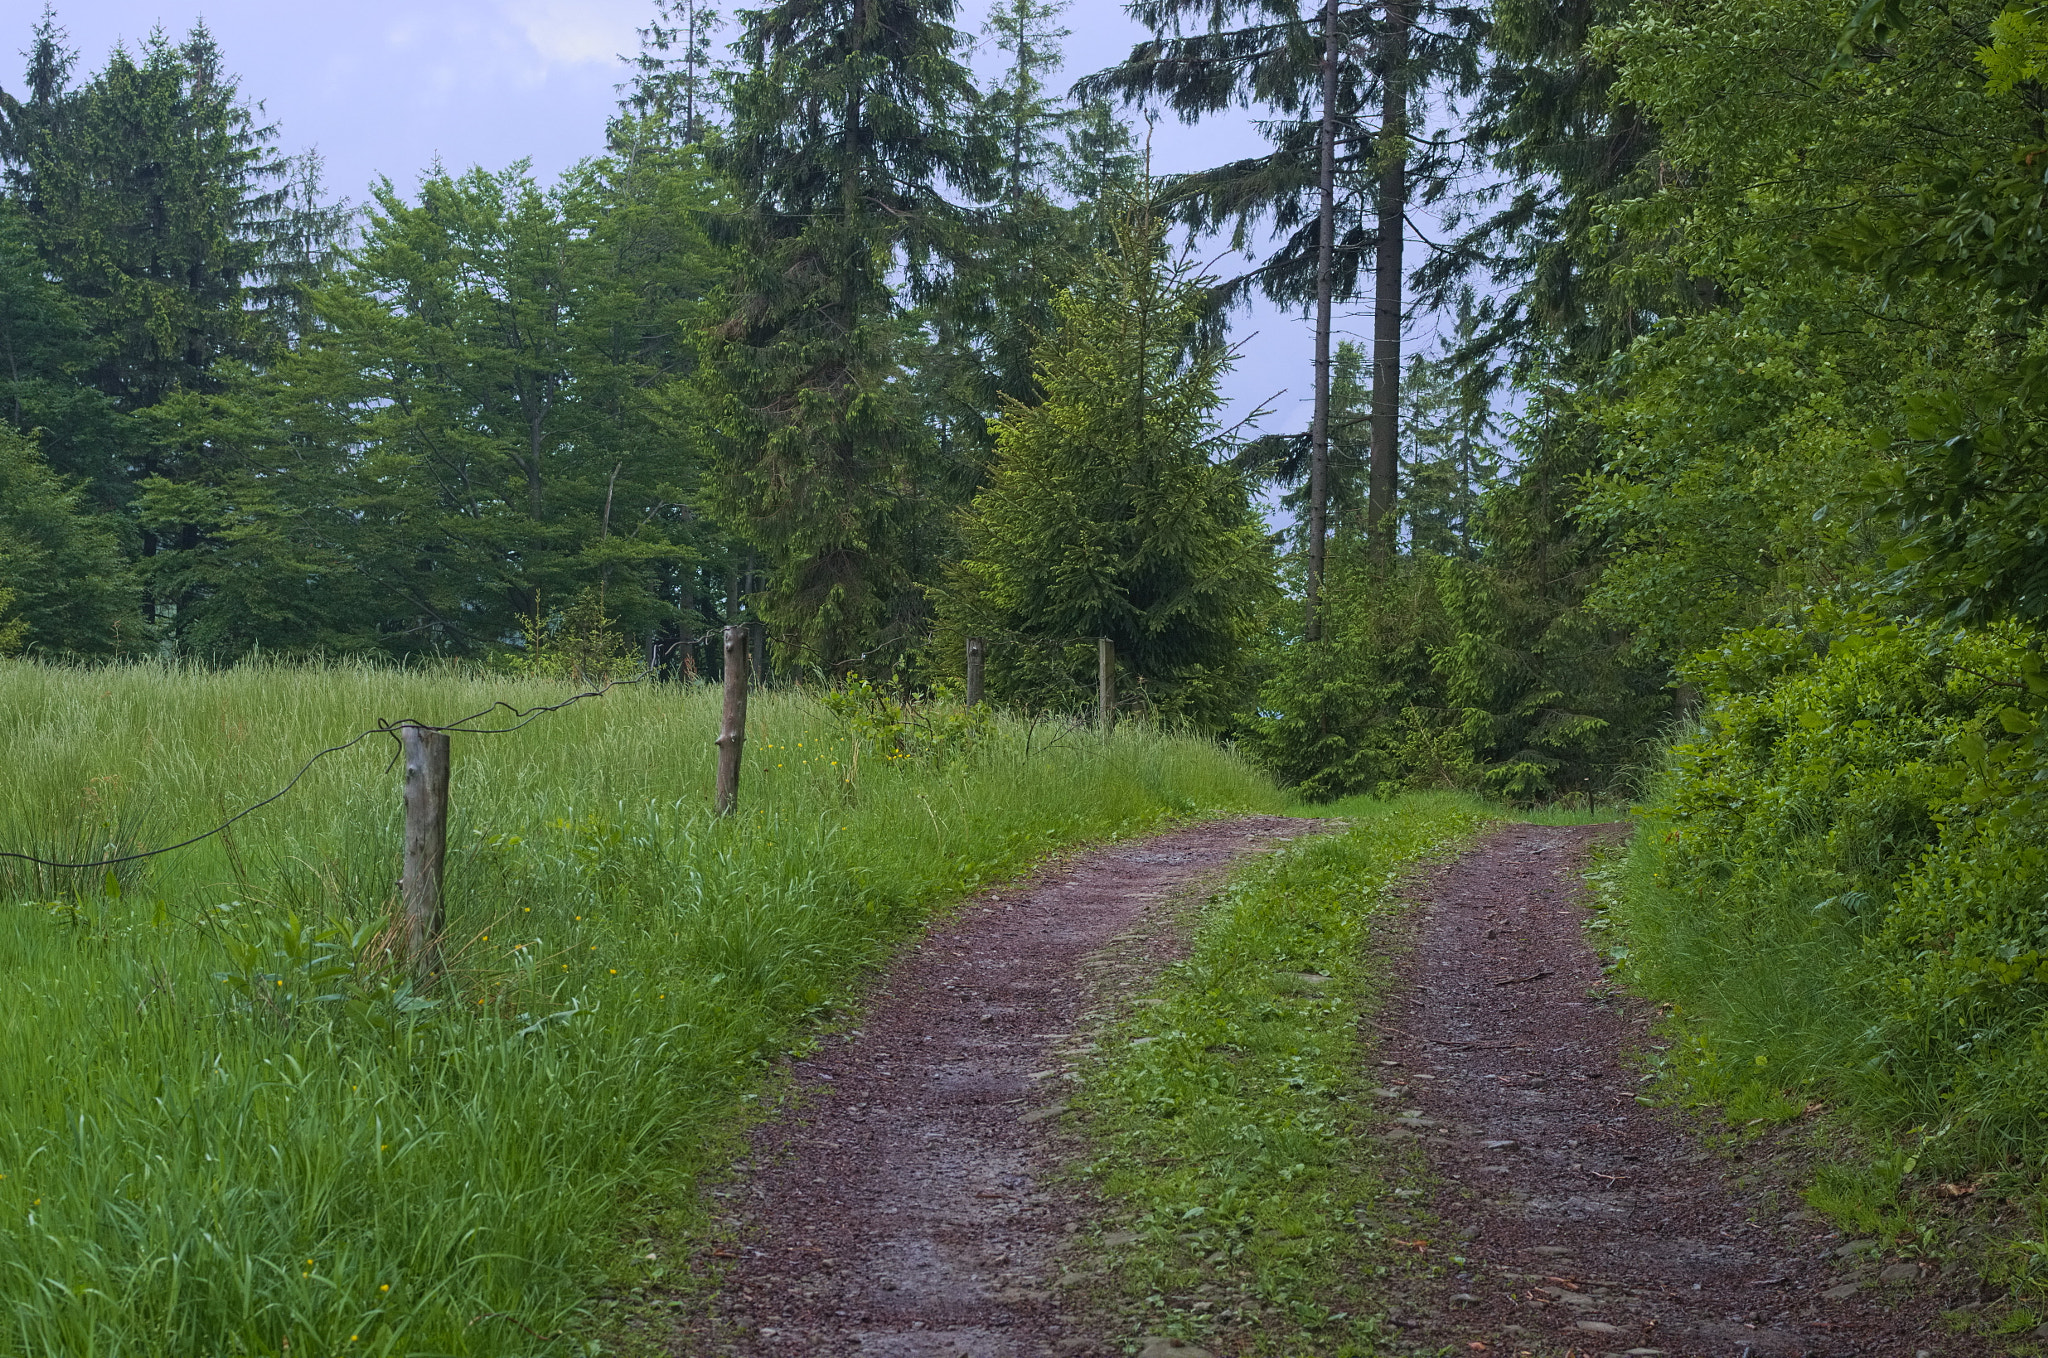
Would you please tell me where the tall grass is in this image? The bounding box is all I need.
[1591,801,1880,1120]
[0,659,1281,1356]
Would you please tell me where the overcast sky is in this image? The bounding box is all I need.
[11,0,1413,447]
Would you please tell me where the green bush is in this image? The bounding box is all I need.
[1617,609,2048,1167]
[1249,546,1648,803]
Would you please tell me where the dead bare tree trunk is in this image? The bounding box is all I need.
[1305,0,1341,638]
[1367,0,1409,571]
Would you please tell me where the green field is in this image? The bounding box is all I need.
[0,659,1283,1356]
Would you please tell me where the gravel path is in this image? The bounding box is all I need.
[668,815,1318,1358]
[1382,822,1977,1357]
[665,817,1984,1358]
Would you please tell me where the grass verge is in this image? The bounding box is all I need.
[0,658,1281,1356]
[1061,794,1487,1356]
[1586,826,2048,1347]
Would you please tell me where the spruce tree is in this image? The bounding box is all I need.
[617,0,723,146]
[942,195,1271,727]
[704,0,995,674]
[1079,0,1488,579]
[0,197,130,506]
[0,425,136,654]
[0,15,323,416]
[138,152,722,661]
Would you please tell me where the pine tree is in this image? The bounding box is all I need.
[0,425,136,654]
[1414,0,1676,392]
[617,0,724,146]
[912,0,1101,475]
[704,0,995,675]
[1080,0,1489,582]
[0,197,131,506]
[941,195,1272,727]
[138,153,722,660]
[0,7,345,626]
[0,15,322,416]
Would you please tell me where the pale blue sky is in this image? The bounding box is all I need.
[11,0,1403,446]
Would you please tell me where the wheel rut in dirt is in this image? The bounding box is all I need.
[1383,823,1975,1357]
[670,815,1318,1358]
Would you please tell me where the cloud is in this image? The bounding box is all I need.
[502,0,644,67]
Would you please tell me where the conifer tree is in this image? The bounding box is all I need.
[0,14,329,416]
[618,0,723,146]
[0,198,129,506]
[0,425,135,654]
[942,195,1271,727]
[1080,0,1487,582]
[705,0,995,674]
[138,153,720,660]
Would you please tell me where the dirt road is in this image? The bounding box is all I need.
[661,818,1976,1357]
[1383,823,1974,1356]
[668,816,1318,1357]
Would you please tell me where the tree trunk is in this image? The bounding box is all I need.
[1367,0,1409,571]
[1305,0,1341,638]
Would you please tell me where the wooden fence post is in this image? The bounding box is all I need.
[400,722,450,986]
[716,624,749,815]
[965,636,986,706]
[1098,636,1116,734]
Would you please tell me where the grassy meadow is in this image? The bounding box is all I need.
[0,659,1283,1356]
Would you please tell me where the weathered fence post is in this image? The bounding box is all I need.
[965,635,986,706]
[716,624,750,815]
[400,722,450,986]
[1097,636,1116,734]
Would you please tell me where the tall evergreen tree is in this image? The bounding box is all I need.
[0,14,329,417]
[1079,0,1488,580]
[704,0,995,674]
[139,153,722,660]
[1415,0,1674,393]
[940,195,1272,727]
[0,197,130,508]
[0,425,136,654]
[618,0,724,146]
[0,7,345,624]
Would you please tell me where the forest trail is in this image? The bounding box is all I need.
[663,820,1974,1357]
[667,815,1321,1357]
[1386,825,1973,1357]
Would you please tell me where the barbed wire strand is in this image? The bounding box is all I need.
[0,667,665,873]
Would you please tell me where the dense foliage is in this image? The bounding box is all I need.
[1513,0,2048,1193]
[939,200,1272,725]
